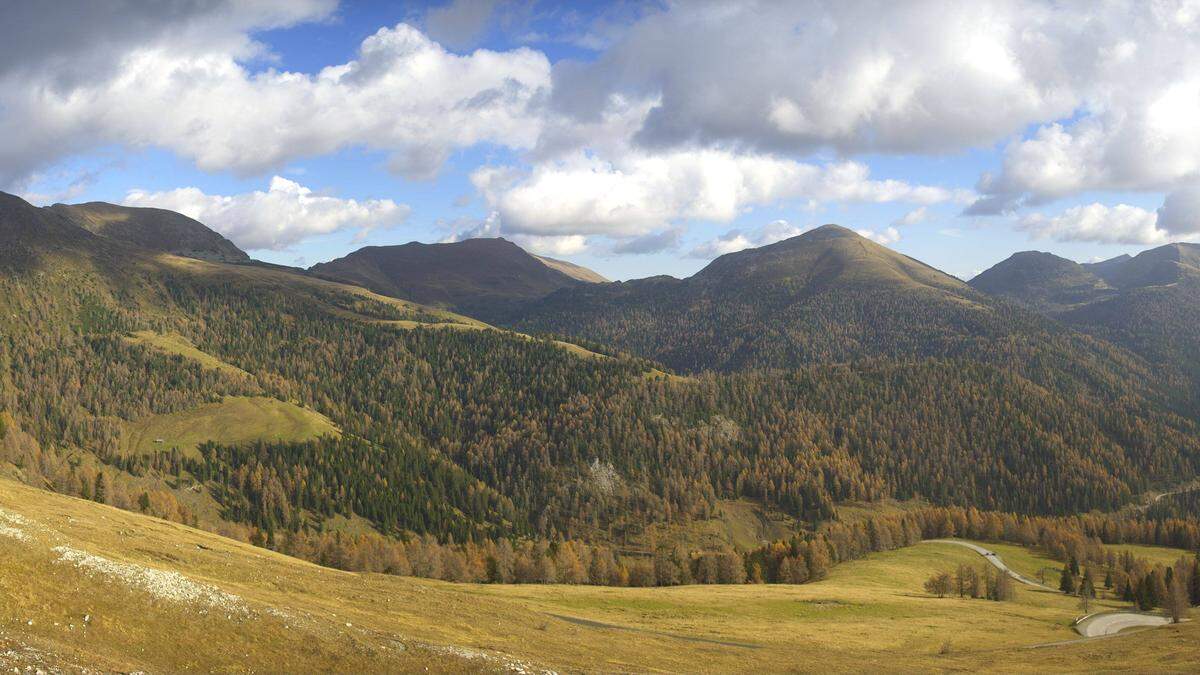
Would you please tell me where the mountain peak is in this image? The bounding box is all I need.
[695,223,963,295]
[1097,241,1200,289]
[968,250,1110,312]
[47,201,249,263]
[309,237,602,320]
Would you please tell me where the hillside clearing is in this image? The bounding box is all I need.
[121,396,339,457]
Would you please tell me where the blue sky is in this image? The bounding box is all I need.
[5,1,1199,281]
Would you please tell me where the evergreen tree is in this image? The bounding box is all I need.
[1190,557,1200,606]
[1059,563,1076,594]
[93,472,107,504]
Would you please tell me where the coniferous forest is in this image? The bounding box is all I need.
[3,195,1200,595]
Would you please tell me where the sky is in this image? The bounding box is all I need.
[3,1,1200,281]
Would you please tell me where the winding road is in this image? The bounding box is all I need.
[923,539,1055,590]
[1074,611,1170,637]
[921,539,1172,637]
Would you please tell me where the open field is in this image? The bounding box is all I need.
[1106,543,1197,568]
[2,479,1197,672]
[121,395,339,457]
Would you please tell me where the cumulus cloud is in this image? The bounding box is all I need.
[1019,177,1200,245]
[550,1,1200,214]
[475,150,958,238]
[0,21,549,185]
[123,176,410,251]
[894,207,928,227]
[612,227,684,255]
[689,220,811,259]
[1019,203,1166,245]
[439,209,588,256]
[9,0,1200,261]
[552,2,1079,155]
[0,0,335,84]
[1157,181,1200,236]
[857,226,902,245]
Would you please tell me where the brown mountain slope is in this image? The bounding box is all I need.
[507,225,1043,372]
[309,238,591,320]
[968,251,1115,312]
[48,201,248,263]
[534,254,609,282]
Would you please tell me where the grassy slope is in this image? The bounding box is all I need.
[123,330,251,377]
[2,479,1196,673]
[1106,543,1197,568]
[121,396,339,457]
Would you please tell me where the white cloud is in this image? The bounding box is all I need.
[513,233,588,256]
[475,150,958,238]
[1019,178,1200,245]
[438,209,588,256]
[9,0,1200,262]
[552,2,1200,212]
[0,22,550,185]
[552,2,1080,155]
[1157,181,1200,236]
[123,176,410,251]
[894,207,928,226]
[857,226,901,245]
[689,220,811,258]
[689,219,901,259]
[1019,203,1167,245]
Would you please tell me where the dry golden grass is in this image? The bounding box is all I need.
[2,479,1196,673]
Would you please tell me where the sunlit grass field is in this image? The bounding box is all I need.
[3,479,1197,672]
[121,395,339,457]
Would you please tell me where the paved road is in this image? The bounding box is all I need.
[922,539,1173,639]
[921,539,1055,590]
[1074,611,1170,637]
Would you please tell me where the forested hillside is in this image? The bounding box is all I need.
[4,192,1200,585]
[971,244,1200,395]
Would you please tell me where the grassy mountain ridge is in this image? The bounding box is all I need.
[48,201,249,263]
[309,237,602,320]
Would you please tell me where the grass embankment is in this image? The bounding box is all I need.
[121,396,339,458]
[2,479,1196,672]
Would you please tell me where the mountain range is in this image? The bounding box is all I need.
[3,189,1200,560]
[970,242,1200,388]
